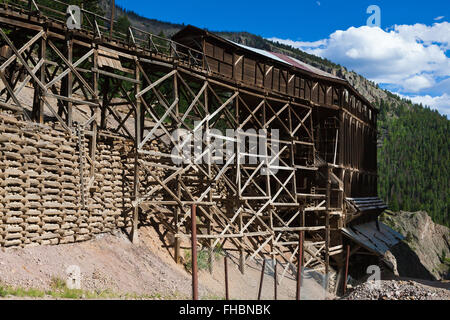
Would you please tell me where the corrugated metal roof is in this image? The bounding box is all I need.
[271,53,340,80]
[230,41,287,64]
[342,221,405,256]
[229,40,340,80]
[346,197,388,212]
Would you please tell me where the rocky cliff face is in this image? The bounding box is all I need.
[381,211,450,280]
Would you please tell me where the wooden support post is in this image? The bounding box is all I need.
[67,35,73,127]
[224,254,229,300]
[274,258,278,300]
[235,95,245,275]
[239,212,245,274]
[131,63,141,244]
[58,34,73,126]
[174,70,181,264]
[132,160,139,244]
[343,244,350,295]
[93,44,99,101]
[208,220,213,274]
[100,78,109,129]
[90,120,97,177]
[205,83,213,274]
[174,199,181,263]
[296,230,303,300]
[191,204,199,300]
[339,110,345,166]
[257,258,266,300]
[109,0,115,39]
[32,32,46,124]
[80,3,84,26]
[325,166,331,290]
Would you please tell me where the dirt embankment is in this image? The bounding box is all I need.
[381,211,450,281]
[0,224,331,300]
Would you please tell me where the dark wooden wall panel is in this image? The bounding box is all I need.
[273,68,280,92]
[280,70,287,93]
[234,54,243,81]
[205,42,214,57]
[206,57,219,73]
[244,58,256,84]
[255,62,264,87]
[265,68,273,90]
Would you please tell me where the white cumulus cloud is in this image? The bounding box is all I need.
[402,75,435,92]
[267,22,450,114]
[406,94,450,116]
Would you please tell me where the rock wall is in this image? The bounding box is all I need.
[0,114,136,248]
[381,211,450,280]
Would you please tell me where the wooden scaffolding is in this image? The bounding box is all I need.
[0,0,382,290]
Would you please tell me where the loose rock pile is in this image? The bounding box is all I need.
[341,280,450,300]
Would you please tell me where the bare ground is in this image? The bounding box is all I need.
[0,225,333,300]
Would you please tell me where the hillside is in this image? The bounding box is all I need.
[98,0,185,37]
[377,104,449,227]
[98,1,449,227]
[381,211,450,280]
[0,226,313,300]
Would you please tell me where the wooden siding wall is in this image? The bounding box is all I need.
[203,41,375,125]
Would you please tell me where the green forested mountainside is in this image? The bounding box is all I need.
[377,100,449,227]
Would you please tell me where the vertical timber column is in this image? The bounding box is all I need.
[191,204,199,300]
[339,111,345,212]
[174,74,181,263]
[236,96,245,275]
[110,0,115,39]
[343,244,350,295]
[132,62,141,244]
[224,254,229,300]
[264,98,276,291]
[325,166,331,290]
[339,110,344,165]
[93,44,99,102]
[205,82,214,274]
[238,212,245,274]
[32,30,46,123]
[175,179,181,263]
[269,207,275,298]
[60,33,74,124]
[101,78,110,129]
[67,34,73,127]
[257,258,266,300]
[274,258,277,300]
[296,229,303,300]
[90,43,99,180]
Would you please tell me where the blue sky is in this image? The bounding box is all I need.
[116,0,450,116]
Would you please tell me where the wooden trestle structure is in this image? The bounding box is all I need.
[0,1,385,291]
